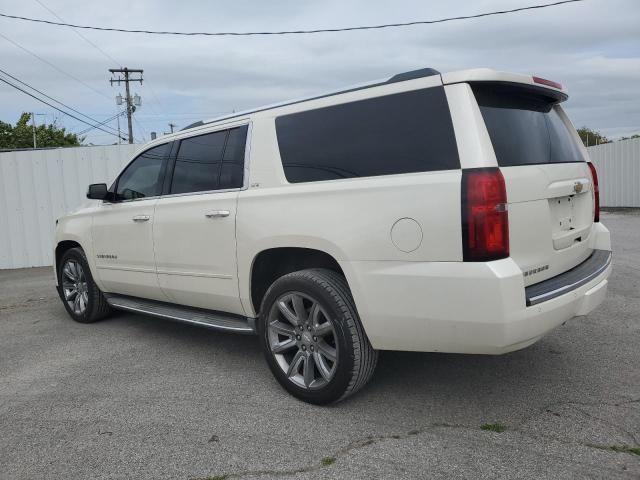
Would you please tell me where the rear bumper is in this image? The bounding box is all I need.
[343,223,611,354]
[525,249,611,306]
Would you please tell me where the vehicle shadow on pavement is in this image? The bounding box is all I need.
[4,296,638,480]
[107,307,606,419]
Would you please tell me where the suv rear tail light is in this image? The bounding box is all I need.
[587,162,600,222]
[461,168,509,261]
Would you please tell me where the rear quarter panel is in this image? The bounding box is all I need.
[236,115,462,316]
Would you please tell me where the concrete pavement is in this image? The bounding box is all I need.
[0,210,638,479]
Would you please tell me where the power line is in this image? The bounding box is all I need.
[33,0,120,65]
[133,116,148,142]
[87,112,233,117]
[75,110,125,136]
[75,114,120,136]
[0,1,584,36]
[31,1,165,132]
[0,76,126,140]
[0,31,111,100]
[0,67,121,136]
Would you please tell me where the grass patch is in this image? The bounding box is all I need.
[321,456,336,466]
[480,422,507,433]
[611,446,640,456]
[586,443,640,456]
[205,476,228,480]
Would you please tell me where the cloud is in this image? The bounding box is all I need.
[0,0,638,142]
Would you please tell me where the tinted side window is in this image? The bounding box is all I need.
[116,143,169,200]
[171,131,226,194]
[275,87,459,183]
[170,126,248,194]
[220,126,248,190]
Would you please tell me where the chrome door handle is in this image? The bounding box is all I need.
[132,215,151,222]
[205,210,230,218]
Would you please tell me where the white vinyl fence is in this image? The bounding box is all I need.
[0,144,138,269]
[0,138,638,270]
[587,137,640,208]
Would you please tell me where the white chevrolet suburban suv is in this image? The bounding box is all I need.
[54,68,612,404]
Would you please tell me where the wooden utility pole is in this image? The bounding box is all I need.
[31,112,36,149]
[30,112,46,149]
[109,68,143,144]
[168,123,177,134]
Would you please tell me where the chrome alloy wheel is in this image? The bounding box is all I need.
[61,259,89,314]
[267,292,338,390]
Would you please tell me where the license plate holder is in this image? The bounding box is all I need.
[552,195,576,232]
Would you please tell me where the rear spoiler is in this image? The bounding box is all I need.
[442,68,568,102]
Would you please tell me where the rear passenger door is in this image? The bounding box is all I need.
[153,124,249,315]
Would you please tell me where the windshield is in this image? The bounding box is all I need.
[473,83,584,167]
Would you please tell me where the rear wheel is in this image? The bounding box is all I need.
[57,247,112,323]
[258,268,378,404]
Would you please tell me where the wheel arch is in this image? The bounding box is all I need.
[249,247,349,316]
[54,238,100,288]
[55,240,83,270]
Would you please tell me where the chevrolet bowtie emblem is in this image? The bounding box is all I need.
[574,181,584,194]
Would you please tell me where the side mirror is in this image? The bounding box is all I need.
[86,183,108,200]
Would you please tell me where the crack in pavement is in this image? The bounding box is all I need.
[0,297,56,311]
[191,424,470,480]
[516,397,640,446]
[569,405,640,446]
[194,398,640,479]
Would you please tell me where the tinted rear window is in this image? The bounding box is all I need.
[473,84,583,167]
[171,130,227,194]
[275,87,459,183]
[170,126,247,194]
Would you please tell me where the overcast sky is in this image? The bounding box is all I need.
[1,0,639,145]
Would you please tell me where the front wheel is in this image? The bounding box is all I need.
[57,247,112,323]
[258,268,378,404]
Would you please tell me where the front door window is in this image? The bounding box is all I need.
[115,143,169,200]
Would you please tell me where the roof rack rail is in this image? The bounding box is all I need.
[181,120,204,131]
[178,67,441,132]
[387,68,440,84]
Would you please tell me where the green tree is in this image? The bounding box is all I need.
[576,127,609,147]
[0,113,82,149]
[618,134,640,141]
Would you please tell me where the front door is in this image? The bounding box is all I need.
[92,142,170,300]
[153,125,248,315]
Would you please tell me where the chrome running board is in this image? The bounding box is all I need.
[105,294,256,334]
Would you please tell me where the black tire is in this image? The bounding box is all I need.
[57,247,112,323]
[258,268,378,405]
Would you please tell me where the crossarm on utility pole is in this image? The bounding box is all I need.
[109,67,143,144]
